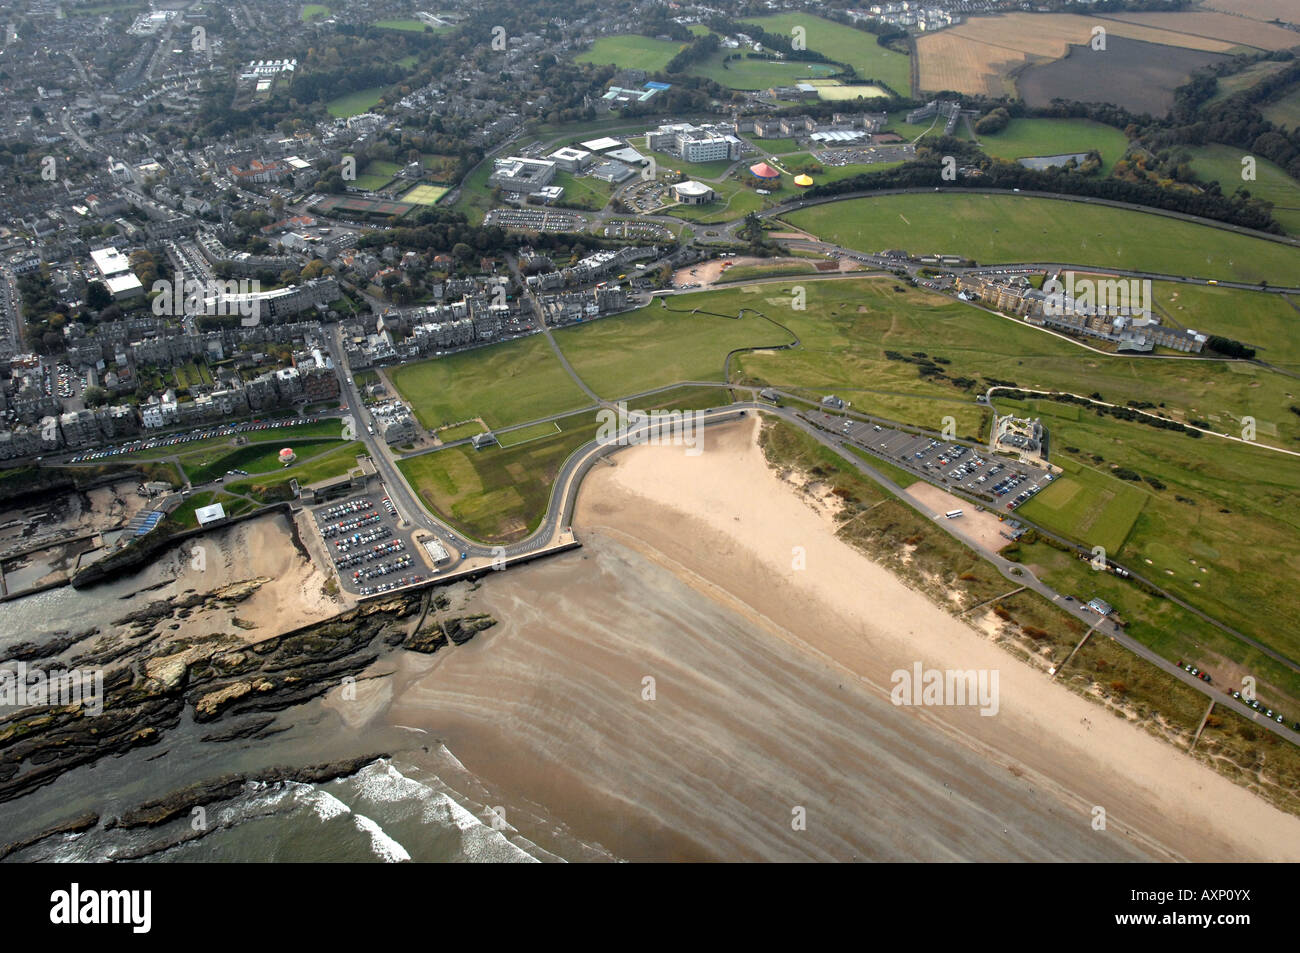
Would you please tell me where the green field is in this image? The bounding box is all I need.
[689,52,841,90]
[1152,282,1300,369]
[182,439,346,486]
[223,442,364,502]
[976,118,1131,176]
[327,86,386,118]
[496,420,562,447]
[399,411,599,543]
[782,193,1300,284]
[1261,84,1300,131]
[1017,458,1147,554]
[1000,398,1300,666]
[301,4,330,22]
[388,334,592,431]
[1186,143,1300,235]
[741,12,912,94]
[575,34,688,73]
[553,299,795,397]
[436,420,489,443]
[1209,61,1290,105]
[551,170,613,211]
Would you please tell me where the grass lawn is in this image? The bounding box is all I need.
[781,192,1300,284]
[182,438,347,486]
[301,4,330,22]
[224,442,365,502]
[1185,142,1300,235]
[436,420,489,443]
[1017,456,1147,554]
[553,296,796,397]
[552,170,613,210]
[741,12,912,94]
[327,86,386,118]
[388,334,592,431]
[496,420,562,447]
[1003,397,1300,662]
[111,420,353,462]
[690,51,841,90]
[399,410,600,543]
[1151,282,1300,369]
[576,34,688,73]
[975,118,1131,176]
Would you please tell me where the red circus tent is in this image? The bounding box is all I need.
[748,162,780,180]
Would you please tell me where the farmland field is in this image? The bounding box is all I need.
[741,12,912,94]
[1019,37,1231,114]
[1097,11,1300,51]
[975,118,1130,176]
[301,4,329,22]
[575,34,687,73]
[1185,143,1300,235]
[781,192,1300,284]
[388,334,592,431]
[1203,0,1300,21]
[916,12,1235,98]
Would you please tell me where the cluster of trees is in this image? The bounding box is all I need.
[1166,54,1300,182]
[799,136,1281,232]
[974,107,1011,135]
[1206,335,1256,360]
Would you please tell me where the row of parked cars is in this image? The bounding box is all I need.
[321,511,381,538]
[334,525,390,553]
[67,416,325,464]
[353,555,413,582]
[336,540,405,570]
[1179,661,1297,728]
[357,575,423,596]
[321,497,373,521]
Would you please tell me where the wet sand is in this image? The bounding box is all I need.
[380,417,1300,861]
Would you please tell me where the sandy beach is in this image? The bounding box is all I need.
[378,415,1300,861]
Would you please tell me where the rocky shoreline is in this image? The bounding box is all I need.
[0,570,498,857]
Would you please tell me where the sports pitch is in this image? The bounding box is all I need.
[400,183,450,205]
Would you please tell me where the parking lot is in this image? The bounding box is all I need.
[310,492,432,597]
[806,409,1053,510]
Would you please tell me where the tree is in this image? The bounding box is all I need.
[82,385,109,407]
[86,281,113,311]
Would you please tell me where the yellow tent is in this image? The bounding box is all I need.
[793,173,814,187]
